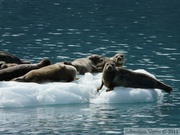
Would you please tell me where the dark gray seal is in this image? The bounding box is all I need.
[12,63,77,83]
[0,51,30,64]
[0,58,51,81]
[97,61,172,93]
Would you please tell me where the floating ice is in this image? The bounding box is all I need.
[0,70,164,108]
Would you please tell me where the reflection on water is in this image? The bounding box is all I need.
[0,0,180,134]
[0,103,180,134]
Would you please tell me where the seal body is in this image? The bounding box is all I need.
[71,58,94,74]
[13,63,77,83]
[0,58,51,81]
[0,51,30,64]
[97,62,172,93]
[65,54,103,74]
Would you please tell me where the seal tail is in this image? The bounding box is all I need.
[157,81,173,93]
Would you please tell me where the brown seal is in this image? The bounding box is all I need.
[12,63,77,83]
[95,53,125,72]
[0,51,30,64]
[64,54,103,74]
[97,61,172,93]
[0,58,51,81]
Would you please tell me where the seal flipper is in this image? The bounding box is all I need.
[12,76,25,82]
[64,61,72,65]
[106,88,114,92]
[157,81,173,93]
[106,83,114,92]
[97,81,104,92]
[74,77,79,80]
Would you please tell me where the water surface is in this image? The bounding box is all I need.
[0,0,180,134]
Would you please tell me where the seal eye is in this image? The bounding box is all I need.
[121,55,124,59]
[112,63,115,67]
[99,58,104,62]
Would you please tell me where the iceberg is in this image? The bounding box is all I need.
[0,69,163,108]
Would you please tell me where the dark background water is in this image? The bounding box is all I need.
[0,0,180,134]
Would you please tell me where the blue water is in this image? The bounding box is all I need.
[0,0,180,134]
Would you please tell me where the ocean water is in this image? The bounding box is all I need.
[0,0,180,134]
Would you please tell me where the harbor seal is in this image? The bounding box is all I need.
[0,58,51,81]
[0,51,30,64]
[64,54,103,74]
[12,63,77,83]
[97,61,172,93]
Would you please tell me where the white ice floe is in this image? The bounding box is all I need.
[0,70,164,108]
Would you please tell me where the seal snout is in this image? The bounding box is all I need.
[117,56,123,61]
[107,65,112,70]
[116,54,124,62]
